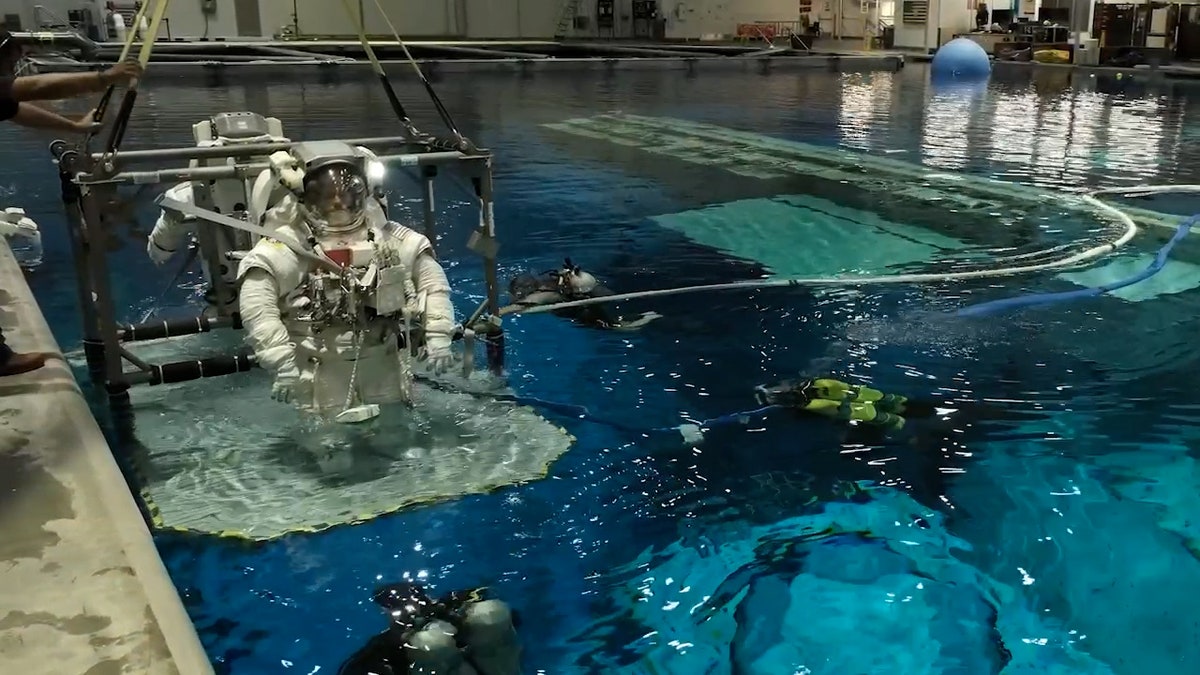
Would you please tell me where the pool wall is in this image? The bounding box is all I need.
[0,240,213,675]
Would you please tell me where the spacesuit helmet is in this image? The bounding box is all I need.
[301,159,369,234]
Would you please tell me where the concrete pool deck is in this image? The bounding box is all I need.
[0,243,212,674]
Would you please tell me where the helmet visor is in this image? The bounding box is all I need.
[303,163,367,228]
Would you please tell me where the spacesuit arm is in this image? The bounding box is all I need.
[148,182,196,263]
[236,213,308,374]
[412,251,456,348]
[239,269,296,373]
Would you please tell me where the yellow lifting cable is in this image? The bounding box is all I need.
[98,0,173,155]
[337,0,473,151]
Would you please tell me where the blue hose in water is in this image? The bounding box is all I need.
[955,214,1200,318]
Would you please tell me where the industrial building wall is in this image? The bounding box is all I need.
[0,0,807,41]
[222,0,566,40]
[560,0,803,40]
[0,0,239,39]
[658,0,801,39]
[0,0,562,40]
[0,0,104,35]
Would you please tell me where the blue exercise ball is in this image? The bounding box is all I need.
[930,38,992,81]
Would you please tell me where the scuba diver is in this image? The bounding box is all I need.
[338,581,521,675]
[753,377,938,431]
[674,375,938,447]
[237,140,457,423]
[505,258,661,331]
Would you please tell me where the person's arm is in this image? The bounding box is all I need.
[9,60,143,102]
[10,102,90,133]
[10,71,108,102]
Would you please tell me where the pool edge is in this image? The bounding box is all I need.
[0,241,213,675]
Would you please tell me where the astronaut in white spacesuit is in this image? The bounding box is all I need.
[236,141,457,422]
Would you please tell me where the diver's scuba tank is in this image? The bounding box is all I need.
[404,620,478,675]
[362,582,522,675]
[460,600,522,675]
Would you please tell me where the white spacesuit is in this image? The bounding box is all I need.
[146,111,291,309]
[236,141,457,421]
[145,181,206,265]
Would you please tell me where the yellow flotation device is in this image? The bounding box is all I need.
[801,379,907,430]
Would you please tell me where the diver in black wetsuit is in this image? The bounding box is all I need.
[505,258,661,331]
[338,582,521,675]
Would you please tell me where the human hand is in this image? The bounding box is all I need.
[100,59,144,86]
[72,108,101,133]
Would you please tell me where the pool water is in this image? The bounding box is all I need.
[10,63,1200,673]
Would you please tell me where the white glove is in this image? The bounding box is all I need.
[271,361,314,404]
[259,344,307,404]
[147,239,174,266]
[420,334,455,375]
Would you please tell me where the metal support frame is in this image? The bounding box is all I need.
[51,132,505,409]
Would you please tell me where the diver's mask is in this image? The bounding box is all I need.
[754,378,814,407]
[301,162,368,235]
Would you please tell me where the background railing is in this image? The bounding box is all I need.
[735,21,804,43]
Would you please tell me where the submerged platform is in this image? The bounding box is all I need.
[14,36,904,74]
[0,242,212,674]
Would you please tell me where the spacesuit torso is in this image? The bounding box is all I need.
[234,140,457,421]
[238,196,455,417]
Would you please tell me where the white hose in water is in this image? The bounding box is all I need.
[503,185,1200,317]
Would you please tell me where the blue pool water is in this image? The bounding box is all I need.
[10,63,1200,673]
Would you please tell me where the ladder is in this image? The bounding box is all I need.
[554,0,584,40]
